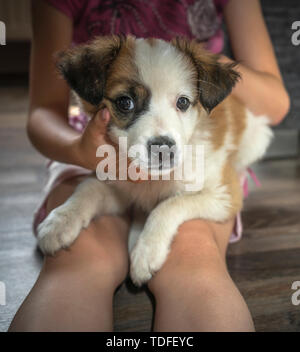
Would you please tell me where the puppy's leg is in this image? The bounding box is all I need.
[38,177,127,255]
[128,208,147,253]
[130,179,242,286]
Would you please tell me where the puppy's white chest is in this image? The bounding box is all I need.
[110,179,177,211]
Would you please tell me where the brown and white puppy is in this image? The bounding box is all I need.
[37,36,272,285]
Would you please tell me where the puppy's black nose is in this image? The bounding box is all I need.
[147,136,176,169]
[147,136,175,150]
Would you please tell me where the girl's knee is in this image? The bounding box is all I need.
[148,220,227,294]
[175,219,221,257]
[42,215,130,287]
[44,178,130,283]
[168,219,225,272]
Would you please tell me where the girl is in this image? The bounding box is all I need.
[9,0,289,332]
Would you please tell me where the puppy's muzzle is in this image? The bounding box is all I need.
[147,136,177,170]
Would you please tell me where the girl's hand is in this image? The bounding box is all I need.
[73,109,148,182]
[73,108,112,170]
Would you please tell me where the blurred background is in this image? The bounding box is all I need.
[0,0,300,332]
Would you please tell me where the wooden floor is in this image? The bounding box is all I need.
[0,86,300,332]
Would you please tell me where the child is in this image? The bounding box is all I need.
[9,0,289,331]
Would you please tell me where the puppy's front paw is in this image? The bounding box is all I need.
[130,237,170,286]
[37,207,83,255]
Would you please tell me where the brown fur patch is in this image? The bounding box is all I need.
[145,37,156,47]
[79,100,99,116]
[208,95,246,152]
[105,35,137,92]
[171,38,240,113]
[102,37,141,128]
[208,99,229,151]
[227,96,247,148]
[102,37,153,129]
[222,161,243,218]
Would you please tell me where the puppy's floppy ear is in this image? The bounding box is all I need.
[196,59,240,114]
[56,35,125,106]
[172,38,240,113]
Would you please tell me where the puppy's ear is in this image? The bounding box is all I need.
[56,36,125,106]
[196,60,240,114]
[172,38,240,113]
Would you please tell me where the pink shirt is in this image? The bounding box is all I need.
[45,0,228,53]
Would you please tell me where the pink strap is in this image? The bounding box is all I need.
[247,167,261,187]
[243,168,261,198]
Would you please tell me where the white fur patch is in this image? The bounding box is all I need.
[234,110,273,172]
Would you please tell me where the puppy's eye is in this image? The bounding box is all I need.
[176,97,190,112]
[116,96,134,112]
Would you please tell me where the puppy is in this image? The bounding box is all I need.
[37,36,272,285]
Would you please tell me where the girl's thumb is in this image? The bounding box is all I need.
[93,108,111,134]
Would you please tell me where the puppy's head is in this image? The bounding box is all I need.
[57,36,239,173]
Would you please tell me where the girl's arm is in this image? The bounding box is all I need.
[28,0,106,169]
[222,0,290,125]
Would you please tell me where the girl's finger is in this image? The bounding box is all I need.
[91,108,110,135]
[95,108,110,126]
[101,108,111,125]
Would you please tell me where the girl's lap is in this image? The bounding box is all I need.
[41,175,234,286]
[42,176,130,285]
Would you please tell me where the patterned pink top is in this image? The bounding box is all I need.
[45,0,229,53]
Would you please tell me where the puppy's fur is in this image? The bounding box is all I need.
[38,36,272,285]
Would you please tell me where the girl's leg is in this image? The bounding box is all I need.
[9,177,129,332]
[148,219,254,332]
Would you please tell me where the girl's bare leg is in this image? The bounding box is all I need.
[148,219,254,332]
[9,177,129,332]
